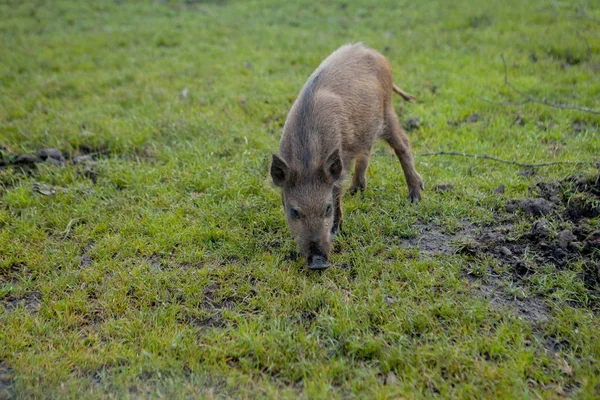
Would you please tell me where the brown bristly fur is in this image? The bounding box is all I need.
[270,43,423,269]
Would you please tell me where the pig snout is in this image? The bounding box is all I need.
[308,256,329,270]
[306,240,330,270]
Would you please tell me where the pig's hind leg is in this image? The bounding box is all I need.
[382,107,424,202]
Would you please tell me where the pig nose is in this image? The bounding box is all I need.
[307,255,329,270]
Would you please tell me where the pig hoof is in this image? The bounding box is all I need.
[330,225,340,240]
[348,184,364,195]
[409,190,422,203]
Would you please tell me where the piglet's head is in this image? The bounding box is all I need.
[270,149,343,270]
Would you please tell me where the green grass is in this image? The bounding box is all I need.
[1,0,600,398]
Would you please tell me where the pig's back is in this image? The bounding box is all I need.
[280,44,392,171]
[312,44,391,156]
[308,43,391,105]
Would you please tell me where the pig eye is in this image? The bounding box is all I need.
[325,204,333,217]
[289,207,301,219]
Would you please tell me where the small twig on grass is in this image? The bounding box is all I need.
[62,218,82,239]
[417,151,596,168]
[477,96,530,106]
[499,54,600,114]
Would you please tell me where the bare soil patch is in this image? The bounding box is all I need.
[0,361,15,400]
[1,292,41,314]
[402,171,600,320]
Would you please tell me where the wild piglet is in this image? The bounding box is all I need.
[270,43,423,270]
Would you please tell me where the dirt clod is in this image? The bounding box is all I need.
[38,148,65,163]
[506,202,518,213]
[465,113,480,123]
[80,243,94,268]
[530,218,549,239]
[519,198,555,216]
[434,184,453,192]
[80,254,92,268]
[339,263,354,271]
[404,117,422,131]
[514,113,525,126]
[530,52,538,63]
[557,230,576,250]
[81,168,98,183]
[15,154,42,165]
[518,169,536,178]
[448,112,482,126]
[73,154,95,164]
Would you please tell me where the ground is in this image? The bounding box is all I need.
[1,0,599,398]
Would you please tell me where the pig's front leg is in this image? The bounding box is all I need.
[331,185,343,239]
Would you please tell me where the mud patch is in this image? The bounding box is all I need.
[448,112,481,127]
[1,292,41,314]
[0,147,107,193]
[0,361,15,400]
[474,175,599,303]
[400,221,552,322]
[143,253,180,270]
[571,119,598,134]
[202,283,236,310]
[469,277,549,323]
[433,184,454,192]
[404,117,422,132]
[38,148,65,164]
[147,254,166,270]
[0,148,106,170]
[401,171,599,317]
[517,169,536,178]
[80,243,94,268]
[181,282,236,329]
[400,221,475,255]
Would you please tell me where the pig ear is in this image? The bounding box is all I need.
[270,154,290,187]
[324,149,343,181]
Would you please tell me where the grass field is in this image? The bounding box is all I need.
[1,0,600,398]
